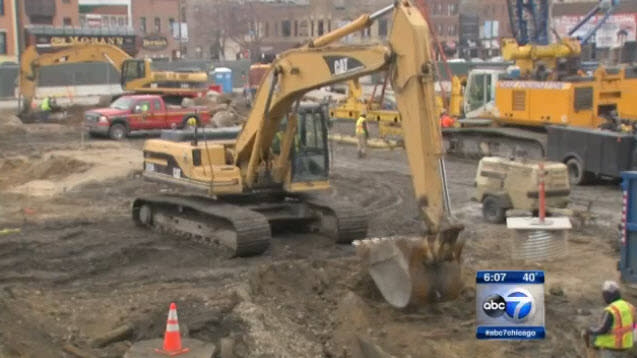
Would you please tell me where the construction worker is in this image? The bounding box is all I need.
[356,112,369,158]
[619,119,634,134]
[584,281,635,357]
[40,96,51,121]
[440,110,456,128]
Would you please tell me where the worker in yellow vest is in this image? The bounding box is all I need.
[40,96,52,122]
[355,113,368,159]
[585,281,635,357]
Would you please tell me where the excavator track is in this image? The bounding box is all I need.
[304,196,368,244]
[132,194,271,257]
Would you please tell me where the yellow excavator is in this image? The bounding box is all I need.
[19,44,209,115]
[132,0,464,308]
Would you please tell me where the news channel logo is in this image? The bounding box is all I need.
[476,271,545,340]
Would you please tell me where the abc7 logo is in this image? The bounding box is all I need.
[482,288,535,322]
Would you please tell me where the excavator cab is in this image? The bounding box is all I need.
[291,105,330,183]
[121,59,147,88]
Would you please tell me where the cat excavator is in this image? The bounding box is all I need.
[132,0,464,308]
[18,44,209,115]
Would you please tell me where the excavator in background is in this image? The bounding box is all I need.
[131,0,464,308]
[18,44,209,116]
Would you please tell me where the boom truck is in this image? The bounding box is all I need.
[131,1,464,308]
[18,44,209,116]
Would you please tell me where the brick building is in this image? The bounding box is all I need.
[425,0,460,55]
[79,0,131,29]
[186,0,399,62]
[0,0,19,62]
[0,0,81,63]
[132,0,185,60]
[21,0,80,27]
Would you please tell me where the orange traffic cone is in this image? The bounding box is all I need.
[155,302,190,356]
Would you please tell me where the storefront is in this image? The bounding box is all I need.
[25,26,138,56]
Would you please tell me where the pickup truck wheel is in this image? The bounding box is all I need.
[566,158,593,185]
[482,196,506,224]
[108,123,127,140]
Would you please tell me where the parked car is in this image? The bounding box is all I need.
[85,95,211,140]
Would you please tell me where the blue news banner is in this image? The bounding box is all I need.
[476,270,545,340]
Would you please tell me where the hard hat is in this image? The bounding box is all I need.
[602,280,620,293]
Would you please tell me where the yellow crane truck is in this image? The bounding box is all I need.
[132,0,464,308]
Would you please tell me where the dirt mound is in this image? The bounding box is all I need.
[0,113,26,136]
[0,156,91,190]
[1,143,142,199]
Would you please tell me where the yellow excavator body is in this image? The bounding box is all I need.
[133,0,464,308]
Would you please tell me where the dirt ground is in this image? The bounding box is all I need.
[0,114,629,358]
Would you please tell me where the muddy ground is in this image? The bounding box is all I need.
[0,115,629,358]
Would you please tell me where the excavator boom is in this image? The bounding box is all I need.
[231,0,463,307]
[18,44,209,115]
[19,44,131,113]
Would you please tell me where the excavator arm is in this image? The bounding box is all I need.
[232,0,463,307]
[19,44,130,113]
[235,1,451,234]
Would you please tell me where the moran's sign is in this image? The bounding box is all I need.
[50,35,126,47]
[142,35,169,51]
[29,31,138,56]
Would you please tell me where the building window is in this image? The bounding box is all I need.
[317,20,324,36]
[378,18,388,38]
[64,17,72,26]
[169,18,175,37]
[111,16,117,27]
[311,20,314,36]
[0,0,4,16]
[0,32,6,54]
[181,6,186,22]
[294,20,298,37]
[448,3,457,15]
[265,22,269,37]
[299,20,308,37]
[327,20,331,32]
[436,3,442,15]
[118,17,125,26]
[282,20,291,37]
[154,17,161,33]
[140,17,146,33]
[275,22,279,36]
[436,23,443,35]
[448,24,457,36]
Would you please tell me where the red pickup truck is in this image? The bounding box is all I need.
[85,95,211,140]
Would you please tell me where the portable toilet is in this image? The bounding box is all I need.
[213,67,233,93]
[620,171,637,283]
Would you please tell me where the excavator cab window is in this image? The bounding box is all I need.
[121,60,146,86]
[291,108,329,183]
[466,73,492,113]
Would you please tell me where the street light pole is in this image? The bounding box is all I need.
[178,0,183,59]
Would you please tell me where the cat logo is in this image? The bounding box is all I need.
[324,56,365,76]
[334,58,349,75]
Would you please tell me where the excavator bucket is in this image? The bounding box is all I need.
[353,224,464,308]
